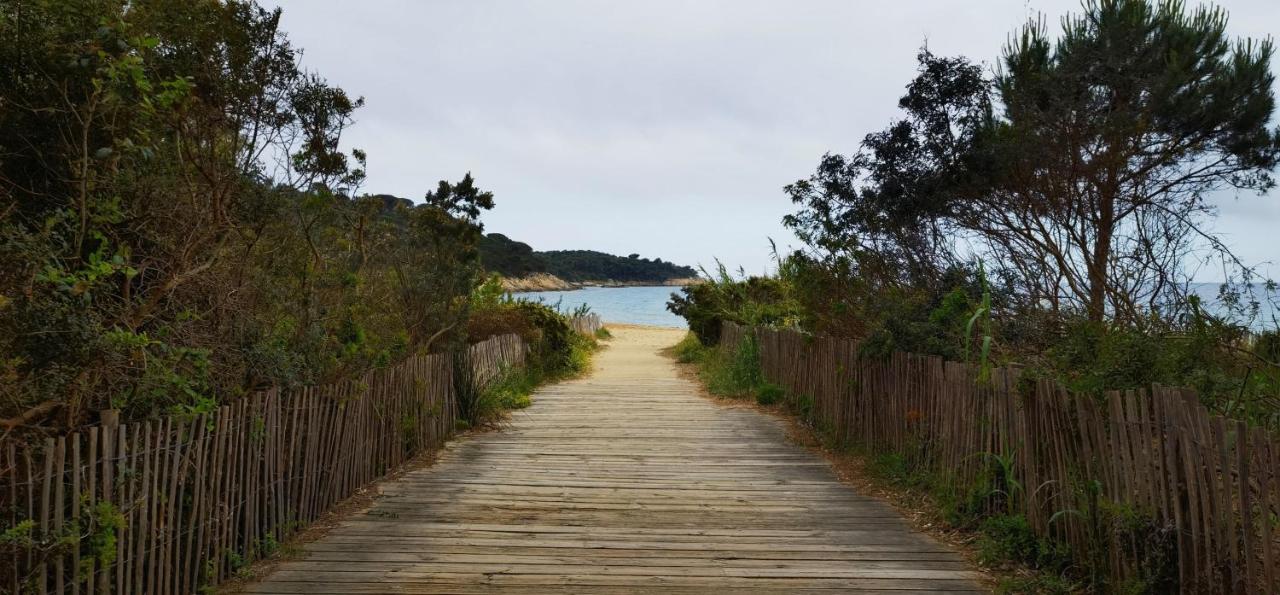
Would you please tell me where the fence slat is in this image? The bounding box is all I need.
[725,322,1279,594]
[0,332,537,594]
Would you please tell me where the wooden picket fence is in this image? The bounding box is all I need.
[0,333,526,594]
[723,323,1279,594]
[568,313,603,336]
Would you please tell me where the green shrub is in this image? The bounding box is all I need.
[699,335,764,397]
[466,365,539,425]
[1104,503,1178,594]
[458,297,600,426]
[755,383,783,405]
[671,332,709,364]
[790,393,815,419]
[666,262,800,346]
[995,574,1081,595]
[977,515,1059,567]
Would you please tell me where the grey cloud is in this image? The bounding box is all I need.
[269,0,1279,279]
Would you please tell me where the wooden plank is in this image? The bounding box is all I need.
[69,436,80,595]
[1254,429,1274,595]
[247,327,982,593]
[1217,416,1238,591]
[132,422,153,594]
[1238,420,1255,594]
[84,427,96,595]
[39,437,52,595]
[52,437,65,595]
[113,424,127,595]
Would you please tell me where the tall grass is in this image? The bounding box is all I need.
[672,331,781,405]
[463,364,538,427]
[457,331,600,429]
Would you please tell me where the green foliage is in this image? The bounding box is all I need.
[976,514,1072,572]
[861,451,1086,590]
[478,233,697,283]
[256,533,280,559]
[1040,306,1280,428]
[681,250,1279,429]
[457,295,600,426]
[0,520,36,550]
[670,332,710,364]
[466,365,539,426]
[1,498,127,587]
[539,250,697,283]
[790,393,815,419]
[995,573,1083,595]
[755,383,783,406]
[687,334,789,408]
[1106,503,1178,594]
[667,262,800,345]
[787,0,1280,326]
[82,499,124,570]
[963,263,994,382]
[0,0,497,432]
[770,0,1280,432]
[470,274,511,312]
[477,233,546,277]
[699,335,764,398]
[515,301,591,378]
[491,367,538,411]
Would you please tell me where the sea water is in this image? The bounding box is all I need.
[513,283,1278,331]
[512,286,687,328]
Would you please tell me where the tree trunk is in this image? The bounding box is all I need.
[1087,190,1116,323]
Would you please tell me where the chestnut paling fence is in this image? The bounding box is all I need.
[722,323,1279,594]
[568,312,603,336]
[1,332,527,594]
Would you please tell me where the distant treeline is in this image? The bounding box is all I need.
[479,233,697,283]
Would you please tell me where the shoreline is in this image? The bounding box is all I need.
[602,321,686,330]
[501,273,700,293]
[511,282,691,293]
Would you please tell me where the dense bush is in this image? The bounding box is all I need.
[686,0,1280,432]
[458,278,601,425]
[665,1,1278,589]
[539,250,697,283]
[478,233,698,283]
[477,234,546,278]
[0,1,494,434]
[671,252,1280,430]
[667,264,799,345]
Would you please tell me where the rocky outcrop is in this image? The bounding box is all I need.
[501,274,703,293]
[501,273,577,292]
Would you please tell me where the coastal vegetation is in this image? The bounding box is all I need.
[671,0,1280,591]
[479,232,698,285]
[0,0,594,437]
[673,0,1280,430]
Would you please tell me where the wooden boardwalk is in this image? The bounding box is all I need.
[244,326,987,594]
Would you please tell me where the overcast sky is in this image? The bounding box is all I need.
[267,0,1279,280]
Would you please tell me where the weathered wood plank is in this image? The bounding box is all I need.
[244,327,985,594]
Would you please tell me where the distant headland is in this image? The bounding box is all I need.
[479,233,701,292]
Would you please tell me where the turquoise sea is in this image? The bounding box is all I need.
[512,286,687,328]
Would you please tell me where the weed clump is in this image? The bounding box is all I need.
[755,383,783,405]
[458,279,602,426]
